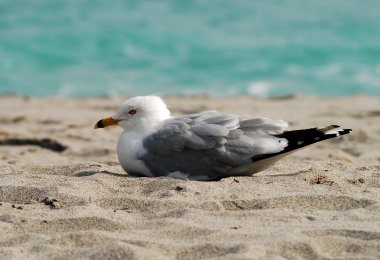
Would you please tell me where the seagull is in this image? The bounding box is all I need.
[94,96,351,181]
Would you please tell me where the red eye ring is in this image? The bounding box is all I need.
[128,109,137,115]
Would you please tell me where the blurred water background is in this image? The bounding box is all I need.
[1,0,380,97]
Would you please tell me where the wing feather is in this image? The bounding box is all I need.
[140,111,288,179]
[191,124,229,137]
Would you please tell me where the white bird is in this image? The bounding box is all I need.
[94,96,351,181]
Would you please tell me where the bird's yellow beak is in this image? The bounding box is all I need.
[94,116,120,129]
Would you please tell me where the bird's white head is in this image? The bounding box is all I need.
[94,96,171,132]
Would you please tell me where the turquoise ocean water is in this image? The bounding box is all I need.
[1,0,380,97]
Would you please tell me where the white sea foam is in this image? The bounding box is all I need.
[247,81,273,97]
[355,71,380,88]
[57,83,75,98]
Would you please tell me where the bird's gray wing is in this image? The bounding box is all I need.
[140,111,288,180]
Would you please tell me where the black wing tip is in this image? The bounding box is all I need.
[317,124,340,133]
[251,127,351,163]
[317,125,352,136]
[337,128,352,136]
[327,128,352,136]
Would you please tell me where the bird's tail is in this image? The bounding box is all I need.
[251,125,352,162]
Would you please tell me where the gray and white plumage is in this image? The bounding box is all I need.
[94,96,352,181]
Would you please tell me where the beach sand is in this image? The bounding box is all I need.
[0,95,379,259]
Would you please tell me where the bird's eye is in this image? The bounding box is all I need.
[128,109,137,115]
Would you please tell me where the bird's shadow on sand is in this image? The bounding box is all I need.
[74,169,306,180]
[75,170,159,179]
[74,170,222,181]
[75,170,129,178]
[260,169,312,177]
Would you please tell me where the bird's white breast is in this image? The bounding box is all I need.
[117,131,153,176]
